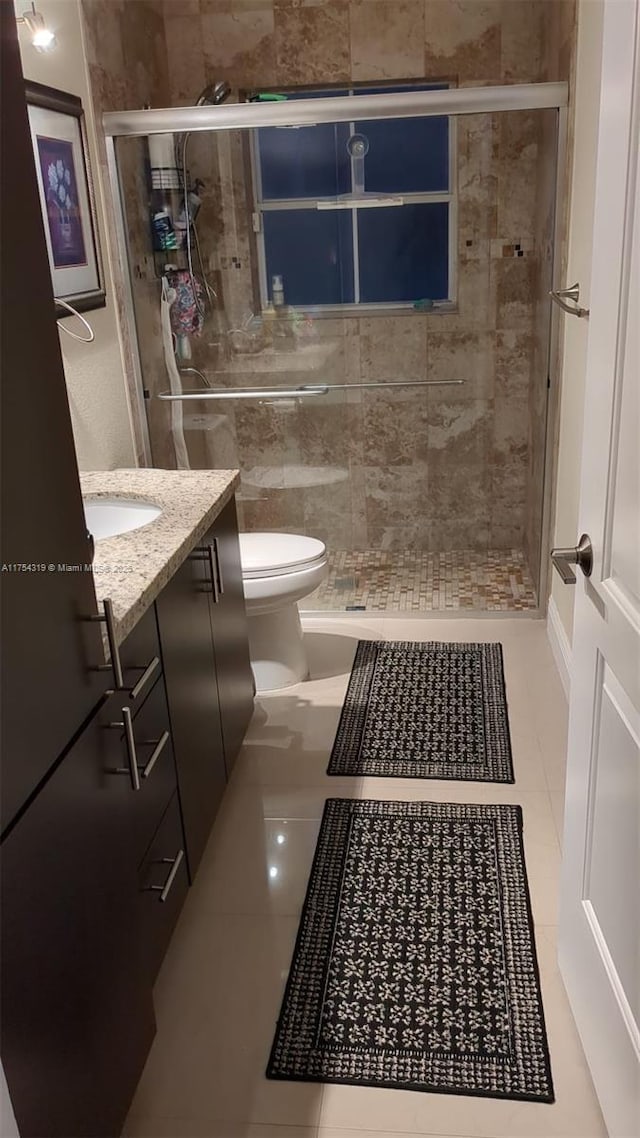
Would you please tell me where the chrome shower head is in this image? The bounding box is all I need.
[174,80,231,175]
[196,80,231,107]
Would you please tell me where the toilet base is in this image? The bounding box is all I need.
[246,602,309,692]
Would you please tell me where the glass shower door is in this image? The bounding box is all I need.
[112,90,560,615]
[115,127,356,587]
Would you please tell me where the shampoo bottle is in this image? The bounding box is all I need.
[272,274,285,307]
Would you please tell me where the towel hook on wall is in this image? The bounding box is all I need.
[55,297,95,343]
[549,282,590,318]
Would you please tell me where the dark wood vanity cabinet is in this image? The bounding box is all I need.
[1,514,252,1137]
[208,498,255,776]
[0,704,156,1138]
[155,544,227,879]
[1,15,252,1135]
[0,17,152,1132]
[0,0,107,837]
[138,791,189,981]
[0,602,188,1138]
[102,606,189,983]
[155,497,253,879]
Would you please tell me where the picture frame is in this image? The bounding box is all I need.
[25,81,105,317]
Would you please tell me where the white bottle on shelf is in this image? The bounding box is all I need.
[272,274,285,307]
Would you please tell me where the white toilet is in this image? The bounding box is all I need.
[239,532,328,693]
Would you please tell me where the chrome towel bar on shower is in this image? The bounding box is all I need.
[156,379,465,402]
[549,283,589,318]
[158,385,329,402]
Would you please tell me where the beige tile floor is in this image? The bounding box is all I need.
[124,616,606,1138]
[306,551,538,613]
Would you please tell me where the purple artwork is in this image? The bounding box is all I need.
[36,135,87,269]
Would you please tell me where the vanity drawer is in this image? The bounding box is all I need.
[138,792,188,982]
[119,604,163,710]
[106,676,177,865]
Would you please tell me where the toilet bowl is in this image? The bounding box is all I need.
[239,532,328,692]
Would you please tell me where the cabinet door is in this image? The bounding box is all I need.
[107,673,178,867]
[138,792,189,982]
[0,6,107,836]
[0,710,155,1138]
[207,497,254,776]
[155,550,226,878]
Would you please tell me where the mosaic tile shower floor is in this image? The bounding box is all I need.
[305,549,538,612]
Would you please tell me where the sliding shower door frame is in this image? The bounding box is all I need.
[104,81,569,620]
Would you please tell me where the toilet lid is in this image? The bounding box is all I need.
[239,532,327,578]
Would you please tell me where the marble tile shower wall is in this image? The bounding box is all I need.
[80,0,171,467]
[81,0,575,572]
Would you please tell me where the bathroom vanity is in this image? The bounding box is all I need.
[1,469,254,1138]
[82,466,254,878]
[83,466,254,881]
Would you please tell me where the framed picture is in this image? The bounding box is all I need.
[25,81,105,316]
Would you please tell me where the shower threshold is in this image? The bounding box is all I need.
[305,548,537,613]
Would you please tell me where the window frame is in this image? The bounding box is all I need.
[249,83,457,317]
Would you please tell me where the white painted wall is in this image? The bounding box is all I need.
[550,0,605,650]
[15,0,136,471]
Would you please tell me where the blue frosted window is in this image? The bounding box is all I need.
[254,83,453,310]
[358,203,449,303]
[354,85,449,194]
[263,210,355,306]
[259,123,351,200]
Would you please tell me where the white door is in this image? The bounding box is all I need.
[558,1,640,1136]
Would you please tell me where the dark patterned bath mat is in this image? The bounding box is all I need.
[267,798,553,1103]
[328,640,514,783]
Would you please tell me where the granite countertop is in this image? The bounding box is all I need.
[81,468,239,649]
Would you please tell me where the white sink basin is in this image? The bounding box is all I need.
[83,497,162,541]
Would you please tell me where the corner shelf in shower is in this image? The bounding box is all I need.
[240,465,349,492]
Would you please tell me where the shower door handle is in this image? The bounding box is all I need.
[550,534,593,584]
[549,283,589,318]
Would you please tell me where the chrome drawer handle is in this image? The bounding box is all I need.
[107,715,169,788]
[213,536,224,595]
[129,655,160,701]
[90,602,160,699]
[107,705,140,791]
[193,544,219,602]
[207,543,219,604]
[140,730,170,780]
[91,597,124,690]
[146,849,185,903]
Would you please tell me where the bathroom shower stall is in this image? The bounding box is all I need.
[104,81,566,615]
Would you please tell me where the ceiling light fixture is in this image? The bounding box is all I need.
[17,3,57,52]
